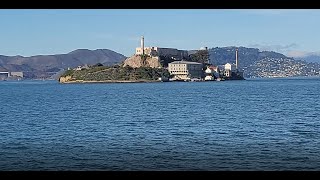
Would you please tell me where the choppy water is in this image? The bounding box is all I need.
[1,77,320,170]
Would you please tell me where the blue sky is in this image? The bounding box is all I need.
[0,9,320,57]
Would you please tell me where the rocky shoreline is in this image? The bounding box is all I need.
[60,79,159,84]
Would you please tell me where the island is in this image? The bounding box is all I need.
[59,36,244,83]
[59,64,171,83]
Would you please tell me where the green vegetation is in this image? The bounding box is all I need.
[159,55,175,67]
[60,65,171,82]
[190,50,209,64]
[93,63,104,67]
[60,69,74,77]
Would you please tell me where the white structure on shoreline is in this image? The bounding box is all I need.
[0,71,23,80]
[205,66,220,80]
[0,71,23,78]
[10,72,23,78]
[224,49,240,77]
[225,63,237,72]
[224,63,237,77]
[168,61,203,80]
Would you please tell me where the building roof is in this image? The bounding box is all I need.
[169,61,202,65]
[208,65,218,70]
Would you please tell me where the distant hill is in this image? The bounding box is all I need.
[2,46,320,79]
[292,54,320,63]
[209,46,286,68]
[0,49,126,79]
[208,46,320,78]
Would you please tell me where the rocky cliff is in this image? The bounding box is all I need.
[59,75,72,83]
[123,55,161,68]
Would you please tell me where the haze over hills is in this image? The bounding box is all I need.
[291,53,320,64]
[0,49,126,79]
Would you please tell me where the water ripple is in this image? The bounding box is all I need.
[1,78,320,170]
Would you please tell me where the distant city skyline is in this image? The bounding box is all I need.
[0,9,319,57]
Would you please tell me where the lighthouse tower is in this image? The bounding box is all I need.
[141,36,144,55]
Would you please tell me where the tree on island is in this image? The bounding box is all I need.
[93,63,104,67]
[159,55,175,68]
[189,49,210,64]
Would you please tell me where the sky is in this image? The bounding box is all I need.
[0,9,320,57]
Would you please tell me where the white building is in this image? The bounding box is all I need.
[135,36,188,60]
[10,72,23,78]
[205,66,214,80]
[136,47,188,60]
[225,63,237,72]
[224,63,237,77]
[204,66,220,80]
[75,66,82,71]
[168,61,203,80]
